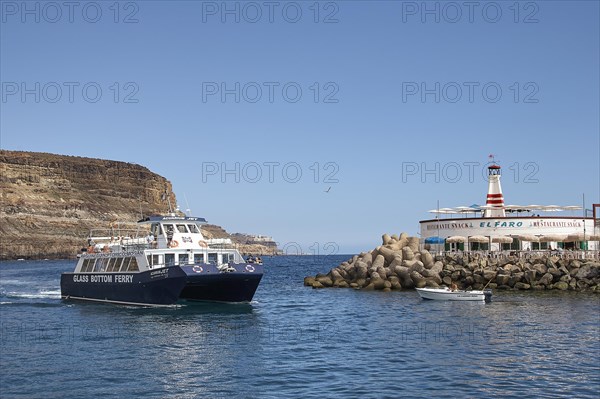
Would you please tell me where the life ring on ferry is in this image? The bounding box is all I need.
[198,240,208,248]
[169,240,179,248]
[192,265,203,273]
[245,265,255,273]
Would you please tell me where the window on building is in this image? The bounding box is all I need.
[471,242,489,251]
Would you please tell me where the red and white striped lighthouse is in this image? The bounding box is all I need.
[484,163,505,217]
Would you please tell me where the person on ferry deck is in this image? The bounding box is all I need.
[166,226,174,246]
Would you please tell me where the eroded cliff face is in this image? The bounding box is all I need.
[1,150,279,259]
[1,150,177,259]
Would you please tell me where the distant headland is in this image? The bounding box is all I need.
[0,150,278,260]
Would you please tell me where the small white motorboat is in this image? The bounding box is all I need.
[416,287,492,302]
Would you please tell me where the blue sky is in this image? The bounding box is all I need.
[1,0,599,253]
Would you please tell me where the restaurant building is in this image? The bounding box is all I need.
[419,163,599,252]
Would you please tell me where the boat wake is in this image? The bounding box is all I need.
[0,289,62,301]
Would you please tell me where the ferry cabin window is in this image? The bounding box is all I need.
[165,253,175,266]
[107,257,119,272]
[151,223,161,237]
[88,259,99,272]
[194,253,204,263]
[176,224,188,233]
[147,255,163,267]
[93,258,108,272]
[178,254,189,265]
[222,253,232,264]
[208,253,218,264]
[127,257,139,272]
[82,258,95,273]
[120,257,131,272]
[105,258,114,272]
[187,224,199,234]
[115,258,126,271]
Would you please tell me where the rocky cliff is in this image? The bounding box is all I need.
[0,150,276,259]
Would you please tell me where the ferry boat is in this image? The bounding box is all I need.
[60,215,264,306]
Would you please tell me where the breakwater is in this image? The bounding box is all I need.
[304,233,600,292]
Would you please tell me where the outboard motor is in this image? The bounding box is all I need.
[484,289,493,303]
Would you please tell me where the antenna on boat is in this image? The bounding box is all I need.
[138,195,144,220]
[162,190,174,215]
[184,193,192,216]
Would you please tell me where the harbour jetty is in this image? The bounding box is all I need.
[304,233,600,292]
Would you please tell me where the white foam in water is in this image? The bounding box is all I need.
[40,290,62,298]
[0,279,29,286]
[4,290,61,300]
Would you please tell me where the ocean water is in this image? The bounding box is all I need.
[1,256,599,398]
